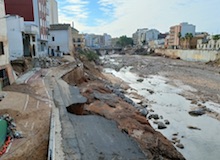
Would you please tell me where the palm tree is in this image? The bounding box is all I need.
[185,33,193,49]
[178,32,182,48]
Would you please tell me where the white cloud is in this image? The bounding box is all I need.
[58,0,220,37]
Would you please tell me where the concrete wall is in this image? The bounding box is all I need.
[6,15,25,60]
[155,49,220,62]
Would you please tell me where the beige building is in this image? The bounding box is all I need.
[0,0,15,89]
[168,25,181,49]
[49,0,58,25]
[72,28,85,51]
[167,22,196,49]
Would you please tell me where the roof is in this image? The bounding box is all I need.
[49,24,71,30]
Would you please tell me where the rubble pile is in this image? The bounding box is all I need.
[34,57,63,68]
[0,114,22,139]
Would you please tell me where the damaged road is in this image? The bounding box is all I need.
[45,57,184,160]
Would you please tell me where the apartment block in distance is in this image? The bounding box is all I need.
[49,0,58,25]
[168,22,196,49]
[4,0,49,56]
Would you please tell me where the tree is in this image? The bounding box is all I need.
[185,33,193,49]
[178,32,182,48]
[116,35,133,47]
[213,34,220,41]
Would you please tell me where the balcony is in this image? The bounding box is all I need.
[24,24,39,35]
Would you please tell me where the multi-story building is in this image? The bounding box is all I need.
[72,27,85,51]
[103,33,111,47]
[48,24,74,56]
[168,25,181,49]
[145,29,160,42]
[0,0,15,89]
[84,33,111,48]
[132,28,148,46]
[49,0,58,25]
[168,22,196,49]
[180,22,196,38]
[4,0,49,56]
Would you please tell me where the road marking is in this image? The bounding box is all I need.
[24,122,28,128]
[23,95,29,111]
[42,78,52,108]
[5,142,12,153]
[36,101,40,109]
[31,122,35,130]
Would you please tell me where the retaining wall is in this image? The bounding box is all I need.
[155,49,220,62]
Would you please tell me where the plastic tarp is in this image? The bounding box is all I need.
[0,119,7,148]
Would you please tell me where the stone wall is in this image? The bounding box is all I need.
[155,49,220,62]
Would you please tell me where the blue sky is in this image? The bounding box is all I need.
[57,0,220,37]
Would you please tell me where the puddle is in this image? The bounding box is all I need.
[103,65,220,160]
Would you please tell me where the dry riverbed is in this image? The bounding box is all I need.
[101,54,220,160]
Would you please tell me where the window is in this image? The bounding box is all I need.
[57,46,60,51]
[52,37,55,41]
[32,36,35,42]
[0,42,4,55]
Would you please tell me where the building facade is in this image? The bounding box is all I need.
[72,28,85,51]
[49,0,58,25]
[180,22,196,38]
[168,25,181,49]
[6,15,24,60]
[132,28,148,46]
[84,33,111,48]
[48,24,74,56]
[145,29,160,43]
[4,0,49,56]
[197,39,220,50]
[168,22,196,49]
[0,0,15,89]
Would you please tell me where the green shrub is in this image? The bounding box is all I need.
[79,50,99,61]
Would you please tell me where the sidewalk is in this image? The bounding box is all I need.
[0,69,51,160]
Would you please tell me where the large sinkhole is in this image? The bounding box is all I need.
[66,103,85,115]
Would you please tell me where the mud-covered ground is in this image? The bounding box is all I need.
[101,54,220,160]
[102,54,220,105]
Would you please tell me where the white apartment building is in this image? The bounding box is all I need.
[49,0,58,25]
[84,33,111,48]
[145,29,160,42]
[48,24,74,56]
[132,28,148,46]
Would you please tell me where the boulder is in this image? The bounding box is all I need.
[139,108,148,116]
[176,143,184,149]
[164,120,170,125]
[148,114,159,120]
[189,109,205,116]
[158,122,167,129]
[147,89,154,94]
[137,79,144,82]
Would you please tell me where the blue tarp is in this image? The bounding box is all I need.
[0,119,7,148]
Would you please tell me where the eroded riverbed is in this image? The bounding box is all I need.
[102,55,220,160]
